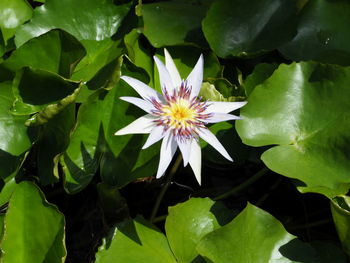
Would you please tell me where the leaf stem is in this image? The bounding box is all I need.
[150,154,183,222]
[214,167,269,201]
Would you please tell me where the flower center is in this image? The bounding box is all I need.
[151,83,212,140]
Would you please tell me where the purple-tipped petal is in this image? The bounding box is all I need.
[197,128,233,162]
[186,54,204,99]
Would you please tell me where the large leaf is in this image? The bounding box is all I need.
[0,0,32,43]
[196,203,295,263]
[236,62,350,197]
[202,0,297,57]
[331,196,350,257]
[95,216,176,263]
[0,81,30,156]
[141,0,212,48]
[12,67,80,115]
[3,29,86,78]
[0,181,66,263]
[279,0,350,66]
[165,198,234,263]
[15,0,131,47]
[60,57,160,193]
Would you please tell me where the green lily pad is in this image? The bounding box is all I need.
[202,0,297,58]
[279,0,350,66]
[15,0,131,47]
[236,62,350,197]
[196,203,295,263]
[141,0,212,48]
[3,29,86,78]
[0,181,66,263]
[95,216,176,263]
[331,196,350,257]
[165,198,234,263]
[0,0,32,44]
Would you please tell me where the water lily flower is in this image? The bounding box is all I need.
[115,49,246,184]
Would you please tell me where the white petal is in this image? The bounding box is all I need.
[186,54,204,99]
[197,128,233,162]
[120,76,163,100]
[142,125,165,149]
[164,49,182,88]
[206,113,241,123]
[154,56,176,94]
[156,132,178,178]
[176,138,192,167]
[114,114,156,135]
[206,101,247,114]
[189,140,202,185]
[120,96,154,113]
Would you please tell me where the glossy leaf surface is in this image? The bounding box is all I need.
[236,62,350,197]
[0,181,66,263]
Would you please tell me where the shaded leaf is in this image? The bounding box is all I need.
[331,196,350,257]
[202,0,297,57]
[279,0,350,66]
[141,0,212,47]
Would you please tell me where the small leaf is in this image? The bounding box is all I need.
[165,198,234,263]
[95,216,176,263]
[0,0,32,43]
[196,203,295,263]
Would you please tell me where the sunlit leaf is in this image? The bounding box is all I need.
[196,203,295,263]
[95,216,176,263]
[0,181,66,263]
[236,62,350,197]
[165,198,234,263]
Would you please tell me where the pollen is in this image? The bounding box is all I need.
[151,82,212,140]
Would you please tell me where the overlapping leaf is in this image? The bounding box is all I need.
[279,0,350,66]
[202,0,297,57]
[236,62,350,197]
